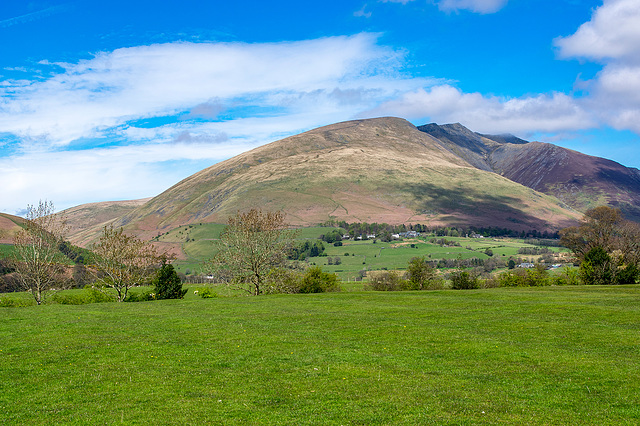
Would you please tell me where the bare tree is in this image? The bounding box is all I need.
[12,200,69,305]
[91,225,163,302]
[211,209,297,295]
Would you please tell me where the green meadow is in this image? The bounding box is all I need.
[2,285,639,424]
[162,224,565,280]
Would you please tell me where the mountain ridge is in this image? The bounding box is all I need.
[417,123,640,220]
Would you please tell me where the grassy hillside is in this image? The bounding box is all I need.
[88,117,580,244]
[59,198,150,247]
[2,286,639,424]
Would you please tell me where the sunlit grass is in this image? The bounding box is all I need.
[1,286,639,424]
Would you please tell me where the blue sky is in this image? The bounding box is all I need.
[2,0,640,215]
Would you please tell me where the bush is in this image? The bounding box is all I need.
[405,257,443,290]
[299,267,341,293]
[198,288,219,298]
[124,289,156,302]
[365,270,407,291]
[580,246,614,285]
[263,268,304,294]
[450,270,480,290]
[0,297,35,307]
[154,263,188,299]
[49,287,117,305]
[498,265,550,287]
[50,293,88,305]
[550,267,581,286]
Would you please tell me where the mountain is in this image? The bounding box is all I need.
[60,198,151,247]
[70,117,580,244]
[418,123,640,220]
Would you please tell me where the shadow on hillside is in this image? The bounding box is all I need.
[400,182,555,230]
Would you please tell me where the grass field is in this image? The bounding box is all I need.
[1,286,639,424]
[166,223,567,279]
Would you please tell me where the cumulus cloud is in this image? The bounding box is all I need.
[367,84,594,135]
[554,0,640,63]
[555,0,640,133]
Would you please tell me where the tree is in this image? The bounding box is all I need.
[580,246,613,286]
[560,206,640,284]
[211,209,297,295]
[12,200,69,305]
[405,256,440,290]
[299,266,340,293]
[154,262,187,299]
[92,225,162,302]
[560,206,624,261]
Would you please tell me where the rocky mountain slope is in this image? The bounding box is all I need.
[418,123,640,220]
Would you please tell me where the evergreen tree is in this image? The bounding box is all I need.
[154,263,187,299]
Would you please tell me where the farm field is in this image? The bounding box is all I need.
[1,285,639,424]
[162,224,567,279]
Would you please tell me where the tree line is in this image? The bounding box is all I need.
[1,200,186,305]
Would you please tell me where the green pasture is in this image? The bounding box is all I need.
[165,223,562,279]
[0,243,15,257]
[1,286,639,424]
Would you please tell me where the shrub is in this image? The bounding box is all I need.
[198,288,219,298]
[365,270,407,291]
[580,246,613,285]
[154,263,188,299]
[124,289,156,302]
[551,267,581,286]
[450,270,480,290]
[263,268,303,294]
[498,265,550,287]
[616,263,639,284]
[405,257,443,290]
[50,293,88,305]
[299,266,341,293]
[0,297,35,307]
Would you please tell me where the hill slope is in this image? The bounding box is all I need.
[419,123,640,220]
[60,199,151,247]
[100,117,580,242]
[0,213,25,244]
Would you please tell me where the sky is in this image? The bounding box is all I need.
[2,0,640,215]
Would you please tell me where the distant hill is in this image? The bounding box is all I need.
[418,123,640,220]
[60,198,151,247]
[59,117,578,245]
[0,213,25,244]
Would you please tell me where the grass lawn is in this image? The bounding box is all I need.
[1,286,639,424]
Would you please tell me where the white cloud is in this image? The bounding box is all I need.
[0,34,405,148]
[436,0,508,14]
[554,0,640,63]
[555,0,640,133]
[367,84,594,135]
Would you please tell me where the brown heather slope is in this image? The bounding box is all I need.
[83,117,581,243]
[418,123,640,221]
[60,198,150,246]
[0,213,25,244]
